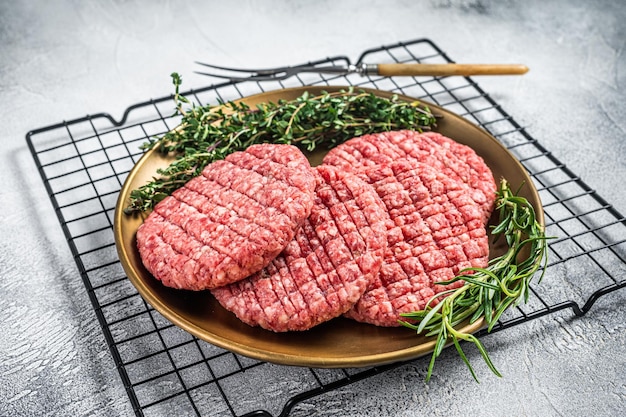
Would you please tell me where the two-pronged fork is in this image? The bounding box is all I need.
[195,61,529,81]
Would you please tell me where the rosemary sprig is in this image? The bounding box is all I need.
[124,73,437,214]
[399,178,550,382]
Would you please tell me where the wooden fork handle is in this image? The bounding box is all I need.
[376,63,529,77]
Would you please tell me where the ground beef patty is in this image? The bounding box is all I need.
[211,165,389,332]
[323,130,496,223]
[344,159,489,327]
[136,144,316,290]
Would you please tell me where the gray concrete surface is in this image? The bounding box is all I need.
[1,1,625,416]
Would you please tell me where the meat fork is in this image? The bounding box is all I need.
[195,61,529,81]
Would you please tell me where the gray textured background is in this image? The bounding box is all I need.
[1,0,625,416]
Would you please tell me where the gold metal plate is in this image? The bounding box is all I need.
[113,86,544,368]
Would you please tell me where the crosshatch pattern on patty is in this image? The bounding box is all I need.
[345,158,490,327]
[323,130,496,223]
[136,144,316,290]
[212,165,390,332]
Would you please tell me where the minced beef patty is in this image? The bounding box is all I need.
[344,158,489,327]
[211,165,389,332]
[136,144,316,290]
[323,130,496,223]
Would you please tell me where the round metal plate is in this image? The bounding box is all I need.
[114,86,543,368]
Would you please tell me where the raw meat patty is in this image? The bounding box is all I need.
[344,159,490,327]
[211,165,389,332]
[136,144,316,290]
[323,130,497,222]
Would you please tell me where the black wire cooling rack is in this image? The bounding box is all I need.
[26,39,626,417]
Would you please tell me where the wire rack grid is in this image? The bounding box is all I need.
[26,38,626,417]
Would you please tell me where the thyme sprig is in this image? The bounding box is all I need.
[125,73,437,214]
[400,178,549,382]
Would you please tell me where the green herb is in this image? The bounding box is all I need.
[124,73,437,214]
[399,178,549,382]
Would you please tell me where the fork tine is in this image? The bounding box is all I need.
[194,71,251,81]
[193,71,288,82]
[194,61,293,76]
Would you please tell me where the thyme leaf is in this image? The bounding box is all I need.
[399,178,550,382]
[124,73,437,214]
